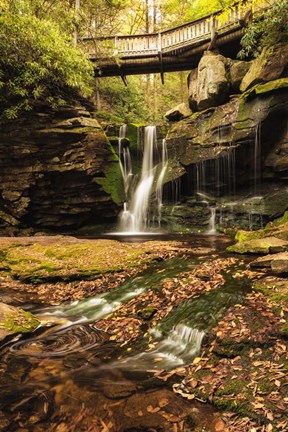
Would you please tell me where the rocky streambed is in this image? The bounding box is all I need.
[0,232,287,432]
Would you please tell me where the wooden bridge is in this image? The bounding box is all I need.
[82,1,268,83]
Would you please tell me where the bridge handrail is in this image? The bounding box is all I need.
[83,0,269,57]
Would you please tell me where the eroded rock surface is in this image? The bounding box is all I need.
[0,103,122,233]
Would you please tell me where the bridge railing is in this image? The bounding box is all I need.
[83,0,268,59]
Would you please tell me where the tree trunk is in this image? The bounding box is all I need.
[74,0,81,47]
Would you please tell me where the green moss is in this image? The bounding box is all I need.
[235,229,267,242]
[280,322,288,337]
[213,397,257,419]
[3,309,39,334]
[95,160,125,205]
[213,339,251,357]
[215,379,248,397]
[137,306,157,320]
[96,110,123,123]
[257,380,276,394]
[253,280,288,309]
[227,237,288,254]
[248,78,288,97]
[126,123,143,152]
[269,211,288,228]
[0,239,162,283]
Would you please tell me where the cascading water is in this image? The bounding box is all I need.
[155,138,168,226]
[118,124,132,196]
[207,206,217,234]
[119,125,167,233]
[254,124,261,194]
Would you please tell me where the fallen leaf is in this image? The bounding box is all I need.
[159,398,169,407]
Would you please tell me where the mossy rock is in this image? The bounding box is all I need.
[253,279,288,308]
[242,78,288,100]
[126,123,144,152]
[235,229,268,242]
[240,43,288,92]
[0,302,39,339]
[137,306,157,320]
[94,160,125,205]
[228,236,288,254]
[269,211,288,228]
[0,238,166,283]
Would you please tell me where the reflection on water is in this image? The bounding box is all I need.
[9,324,109,358]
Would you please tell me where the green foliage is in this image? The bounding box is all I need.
[97,76,150,123]
[0,0,94,121]
[239,0,288,58]
[97,72,188,124]
[160,0,235,28]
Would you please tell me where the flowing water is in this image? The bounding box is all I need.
[119,126,167,233]
[118,124,132,197]
[0,235,251,431]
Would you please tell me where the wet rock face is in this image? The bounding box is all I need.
[165,78,288,231]
[167,82,288,185]
[0,104,121,232]
[240,43,288,92]
[165,103,192,122]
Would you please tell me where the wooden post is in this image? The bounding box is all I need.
[208,15,218,51]
[121,75,128,86]
[158,32,162,52]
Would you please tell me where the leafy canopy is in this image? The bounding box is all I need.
[0,0,94,121]
[239,0,288,58]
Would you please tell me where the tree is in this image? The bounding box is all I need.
[238,0,288,58]
[0,1,94,121]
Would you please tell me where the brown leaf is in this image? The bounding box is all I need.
[159,398,169,408]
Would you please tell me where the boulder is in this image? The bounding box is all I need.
[197,52,230,110]
[189,51,230,111]
[229,60,251,92]
[165,103,192,122]
[250,252,288,275]
[188,56,251,110]
[227,236,288,254]
[240,43,288,92]
[0,302,39,340]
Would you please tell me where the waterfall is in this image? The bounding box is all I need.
[207,207,217,234]
[254,124,261,194]
[119,125,167,233]
[118,124,132,196]
[155,139,168,226]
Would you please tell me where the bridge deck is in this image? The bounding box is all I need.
[81,1,267,78]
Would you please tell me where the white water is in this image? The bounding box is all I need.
[119,125,167,233]
[118,324,205,370]
[118,124,132,196]
[155,139,168,226]
[254,124,261,193]
[207,207,217,234]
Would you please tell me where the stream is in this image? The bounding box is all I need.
[0,235,251,431]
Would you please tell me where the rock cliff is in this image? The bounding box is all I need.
[163,46,288,232]
[0,103,123,234]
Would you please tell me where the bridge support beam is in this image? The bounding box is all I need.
[158,52,165,84]
[120,75,128,86]
[208,31,218,51]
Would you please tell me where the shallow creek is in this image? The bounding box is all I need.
[0,235,252,431]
